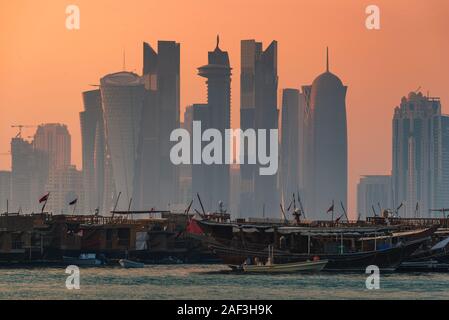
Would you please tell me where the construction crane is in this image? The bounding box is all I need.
[11,125,36,138]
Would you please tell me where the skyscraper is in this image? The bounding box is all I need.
[303,49,348,219]
[357,175,392,219]
[139,41,180,209]
[80,89,105,213]
[196,36,231,211]
[45,165,83,214]
[0,171,11,213]
[191,103,210,208]
[11,137,48,213]
[33,123,71,171]
[100,71,145,209]
[178,105,194,205]
[392,92,447,217]
[280,89,306,208]
[436,115,449,212]
[240,39,279,218]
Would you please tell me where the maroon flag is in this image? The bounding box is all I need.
[39,193,49,203]
[186,219,203,235]
[335,214,344,223]
[326,204,334,213]
[69,198,78,206]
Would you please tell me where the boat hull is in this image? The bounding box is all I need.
[241,260,328,273]
[119,259,145,268]
[209,238,426,272]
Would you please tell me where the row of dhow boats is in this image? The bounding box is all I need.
[187,210,449,274]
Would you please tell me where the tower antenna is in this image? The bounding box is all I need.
[123,49,126,71]
[216,34,220,49]
[326,46,329,72]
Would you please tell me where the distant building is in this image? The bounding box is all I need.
[191,103,210,209]
[10,137,48,213]
[302,49,348,219]
[229,164,240,218]
[0,171,11,213]
[357,175,392,219]
[240,39,279,218]
[45,165,83,214]
[436,115,449,213]
[183,105,194,134]
[80,89,105,213]
[33,123,71,171]
[140,41,181,210]
[392,92,449,217]
[196,36,231,212]
[178,105,194,205]
[100,71,145,210]
[280,88,306,209]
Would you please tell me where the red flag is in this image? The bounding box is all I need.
[39,193,49,203]
[335,214,344,223]
[186,219,203,235]
[326,204,334,213]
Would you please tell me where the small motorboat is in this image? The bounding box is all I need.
[233,245,328,273]
[63,253,104,266]
[241,259,328,273]
[119,259,145,269]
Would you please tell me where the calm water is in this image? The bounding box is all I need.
[0,265,448,300]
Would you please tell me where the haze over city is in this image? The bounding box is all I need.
[1,0,449,216]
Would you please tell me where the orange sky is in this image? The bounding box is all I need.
[1,0,448,215]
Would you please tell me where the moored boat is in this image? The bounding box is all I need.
[119,259,145,268]
[63,253,105,266]
[240,260,328,273]
[207,236,427,272]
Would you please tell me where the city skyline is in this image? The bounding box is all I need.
[1,0,449,216]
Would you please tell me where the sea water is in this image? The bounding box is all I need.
[0,264,448,300]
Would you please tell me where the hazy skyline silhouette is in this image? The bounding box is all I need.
[1,0,448,215]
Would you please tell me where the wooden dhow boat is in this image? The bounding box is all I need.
[193,219,437,271]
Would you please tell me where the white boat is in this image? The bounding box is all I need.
[119,259,145,268]
[241,259,328,273]
[236,245,328,273]
[63,253,104,266]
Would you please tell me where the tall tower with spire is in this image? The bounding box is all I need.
[303,48,348,219]
[196,36,232,211]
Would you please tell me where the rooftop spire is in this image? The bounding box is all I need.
[216,34,220,50]
[123,49,126,71]
[326,46,329,72]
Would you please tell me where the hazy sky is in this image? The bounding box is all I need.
[1,0,448,215]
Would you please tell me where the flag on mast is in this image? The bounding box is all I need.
[39,193,49,203]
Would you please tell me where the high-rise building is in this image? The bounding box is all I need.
[240,39,279,218]
[229,164,241,219]
[357,175,392,219]
[10,137,48,213]
[197,36,231,212]
[280,89,306,208]
[436,115,449,212]
[0,171,11,213]
[191,103,210,208]
[100,71,145,209]
[33,123,71,171]
[302,49,348,219]
[45,165,83,214]
[139,41,181,209]
[178,105,194,205]
[392,92,447,217]
[80,89,105,213]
